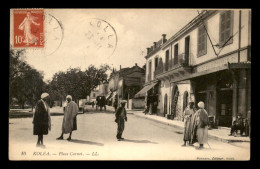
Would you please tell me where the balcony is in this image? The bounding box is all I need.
[154,53,192,81]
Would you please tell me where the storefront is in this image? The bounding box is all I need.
[135,81,159,114]
[192,64,250,127]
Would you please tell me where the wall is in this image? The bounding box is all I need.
[145,50,164,83]
[129,98,145,109]
[164,10,250,68]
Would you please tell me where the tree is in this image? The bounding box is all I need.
[47,64,111,105]
[10,48,46,110]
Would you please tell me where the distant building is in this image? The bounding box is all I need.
[108,63,145,109]
[99,80,109,97]
[89,86,100,102]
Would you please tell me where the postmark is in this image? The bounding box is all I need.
[42,13,64,56]
[13,9,44,48]
[83,18,117,59]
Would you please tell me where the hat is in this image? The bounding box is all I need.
[198,101,205,109]
[120,100,127,103]
[66,95,72,99]
[41,93,49,99]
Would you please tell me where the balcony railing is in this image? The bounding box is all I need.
[154,53,190,77]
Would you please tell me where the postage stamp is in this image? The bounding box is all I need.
[13,9,44,48]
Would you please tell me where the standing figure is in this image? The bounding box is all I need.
[192,101,209,150]
[113,98,118,113]
[229,113,244,136]
[33,93,51,148]
[18,12,40,46]
[92,101,95,108]
[182,102,196,147]
[96,96,101,111]
[56,95,78,141]
[115,101,127,141]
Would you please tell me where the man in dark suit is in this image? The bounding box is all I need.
[115,101,127,141]
[229,113,245,136]
[33,93,51,148]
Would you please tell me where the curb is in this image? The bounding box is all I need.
[132,113,250,144]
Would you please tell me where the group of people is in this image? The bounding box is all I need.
[33,92,210,149]
[182,101,209,150]
[33,92,128,147]
[33,93,78,148]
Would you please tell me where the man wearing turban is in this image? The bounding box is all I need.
[191,101,209,150]
[56,95,79,140]
[33,93,51,148]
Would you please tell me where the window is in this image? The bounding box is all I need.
[198,24,207,57]
[148,61,152,81]
[155,57,159,69]
[174,44,178,65]
[219,10,234,46]
[93,93,96,97]
[165,50,169,71]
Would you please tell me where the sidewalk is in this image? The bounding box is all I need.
[130,110,250,143]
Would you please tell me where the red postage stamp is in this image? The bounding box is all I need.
[13,9,44,48]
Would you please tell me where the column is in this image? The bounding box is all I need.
[238,69,247,117]
[232,70,238,123]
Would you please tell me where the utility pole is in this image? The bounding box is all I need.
[197,10,218,57]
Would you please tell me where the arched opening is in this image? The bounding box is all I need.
[171,85,179,118]
[164,94,168,116]
[183,91,189,112]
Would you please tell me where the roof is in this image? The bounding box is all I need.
[161,10,217,49]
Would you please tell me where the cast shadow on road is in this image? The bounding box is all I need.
[68,139,104,146]
[123,139,158,144]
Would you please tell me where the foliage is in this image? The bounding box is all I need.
[47,64,111,102]
[10,49,45,109]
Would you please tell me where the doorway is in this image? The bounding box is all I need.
[171,85,179,118]
[218,89,233,127]
[196,92,207,111]
[164,94,168,116]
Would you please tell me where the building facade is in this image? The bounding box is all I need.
[141,10,251,127]
[108,64,146,108]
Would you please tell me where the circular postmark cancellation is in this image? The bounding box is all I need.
[11,9,64,57]
[42,13,64,56]
[83,18,117,59]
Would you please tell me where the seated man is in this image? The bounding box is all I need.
[229,113,245,136]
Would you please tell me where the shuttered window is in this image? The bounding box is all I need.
[198,24,207,57]
[219,10,234,46]
[155,57,158,68]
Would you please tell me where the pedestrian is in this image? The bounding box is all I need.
[33,93,51,148]
[115,100,127,141]
[192,101,209,150]
[229,113,244,136]
[181,102,196,147]
[56,95,78,141]
[113,98,118,113]
[92,101,94,108]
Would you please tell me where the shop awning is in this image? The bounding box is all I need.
[106,91,113,100]
[111,91,117,99]
[134,82,158,98]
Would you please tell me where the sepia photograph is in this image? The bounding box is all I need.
[9,8,251,161]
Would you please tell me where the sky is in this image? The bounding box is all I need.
[11,9,200,82]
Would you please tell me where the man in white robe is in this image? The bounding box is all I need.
[56,95,78,140]
[193,101,209,150]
